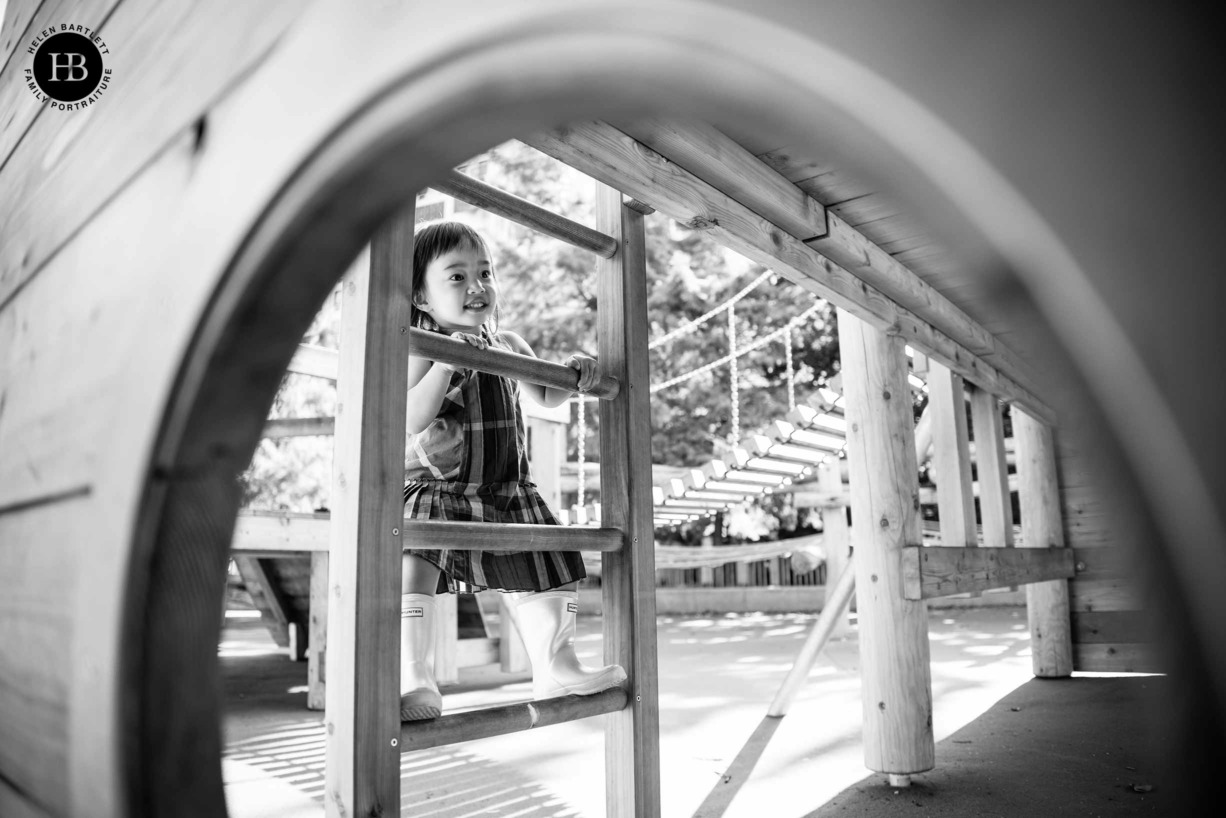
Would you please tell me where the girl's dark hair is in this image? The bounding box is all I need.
[410,221,497,332]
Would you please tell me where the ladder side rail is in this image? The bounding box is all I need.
[596,184,662,817]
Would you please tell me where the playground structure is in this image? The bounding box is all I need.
[2,2,1224,817]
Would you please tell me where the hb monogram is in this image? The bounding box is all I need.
[47,52,89,82]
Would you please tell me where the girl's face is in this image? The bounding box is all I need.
[414,242,496,332]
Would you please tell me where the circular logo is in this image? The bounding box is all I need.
[31,32,103,102]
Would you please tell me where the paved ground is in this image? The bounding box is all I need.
[220,605,1176,817]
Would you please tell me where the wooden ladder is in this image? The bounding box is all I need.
[322,182,660,817]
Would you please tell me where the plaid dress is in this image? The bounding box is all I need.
[404,330,586,593]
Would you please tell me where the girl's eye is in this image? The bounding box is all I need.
[481,269,492,278]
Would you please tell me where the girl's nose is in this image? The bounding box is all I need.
[469,280,485,293]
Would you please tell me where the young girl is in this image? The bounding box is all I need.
[399,221,626,721]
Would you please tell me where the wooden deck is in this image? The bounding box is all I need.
[221,605,1055,817]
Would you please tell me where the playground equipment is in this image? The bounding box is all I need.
[3,1,1222,816]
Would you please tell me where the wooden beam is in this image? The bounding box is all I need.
[596,185,662,817]
[285,332,620,399]
[323,213,412,817]
[399,688,627,752]
[928,362,977,549]
[523,123,1054,423]
[969,386,1015,548]
[817,461,851,638]
[262,416,335,438]
[837,308,934,776]
[232,511,623,553]
[901,546,1074,600]
[615,117,1042,407]
[431,169,618,257]
[613,117,829,242]
[232,556,293,649]
[1014,409,1073,678]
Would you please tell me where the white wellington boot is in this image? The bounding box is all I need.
[400,593,442,721]
[512,589,627,699]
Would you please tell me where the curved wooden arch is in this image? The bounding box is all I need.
[2,1,1217,816]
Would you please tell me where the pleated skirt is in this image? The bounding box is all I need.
[403,478,586,593]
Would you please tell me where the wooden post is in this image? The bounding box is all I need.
[307,551,328,711]
[596,183,661,817]
[837,309,934,777]
[1014,409,1073,677]
[323,210,413,817]
[969,386,1014,549]
[928,362,977,549]
[817,461,851,637]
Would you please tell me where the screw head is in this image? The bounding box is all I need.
[392,528,399,536]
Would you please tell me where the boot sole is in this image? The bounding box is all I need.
[538,667,628,699]
[400,690,442,721]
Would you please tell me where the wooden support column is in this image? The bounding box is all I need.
[596,183,662,817]
[837,308,934,777]
[323,210,413,817]
[969,386,1014,549]
[498,593,530,673]
[307,552,328,710]
[929,362,977,549]
[817,460,851,637]
[433,592,459,684]
[1014,410,1073,677]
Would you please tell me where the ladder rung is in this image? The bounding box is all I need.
[402,520,623,552]
[400,687,629,751]
[410,329,620,399]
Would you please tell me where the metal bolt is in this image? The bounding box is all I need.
[882,390,891,400]
[390,738,399,747]
[400,327,407,334]
[392,528,399,536]
[880,516,889,528]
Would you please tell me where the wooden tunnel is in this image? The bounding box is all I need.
[3,1,1225,816]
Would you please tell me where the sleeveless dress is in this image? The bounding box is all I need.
[403,330,586,594]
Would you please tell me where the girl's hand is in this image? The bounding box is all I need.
[435,332,487,372]
[564,353,600,393]
[451,332,488,350]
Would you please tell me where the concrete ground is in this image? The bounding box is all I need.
[220,605,1177,817]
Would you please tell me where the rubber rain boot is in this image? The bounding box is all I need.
[400,592,442,721]
[511,589,627,699]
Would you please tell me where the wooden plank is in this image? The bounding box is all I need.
[1070,546,1134,582]
[400,688,627,752]
[0,0,121,170]
[434,593,459,685]
[837,308,934,775]
[614,116,829,241]
[287,343,340,380]
[0,499,76,818]
[969,385,1015,548]
[496,593,530,673]
[431,168,618,257]
[928,362,977,549]
[1070,578,1144,613]
[596,186,662,817]
[1015,410,1073,677]
[233,556,292,648]
[0,0,301,309]
[323,213,413,817]
[307,552,328,711]
[1072,610,1154,645]
[901,546,1075,600]
[263,416,336,438]
[232,511,623,553]
[524,123,1054,423]
[1073,643,1164,674]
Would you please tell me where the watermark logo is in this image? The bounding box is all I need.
[24,25,113,110]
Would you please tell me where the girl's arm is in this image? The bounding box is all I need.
[500,330,598,408]
[405,332,488,433]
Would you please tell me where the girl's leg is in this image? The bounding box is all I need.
[508,582,626,699]
[400,554,443,720]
